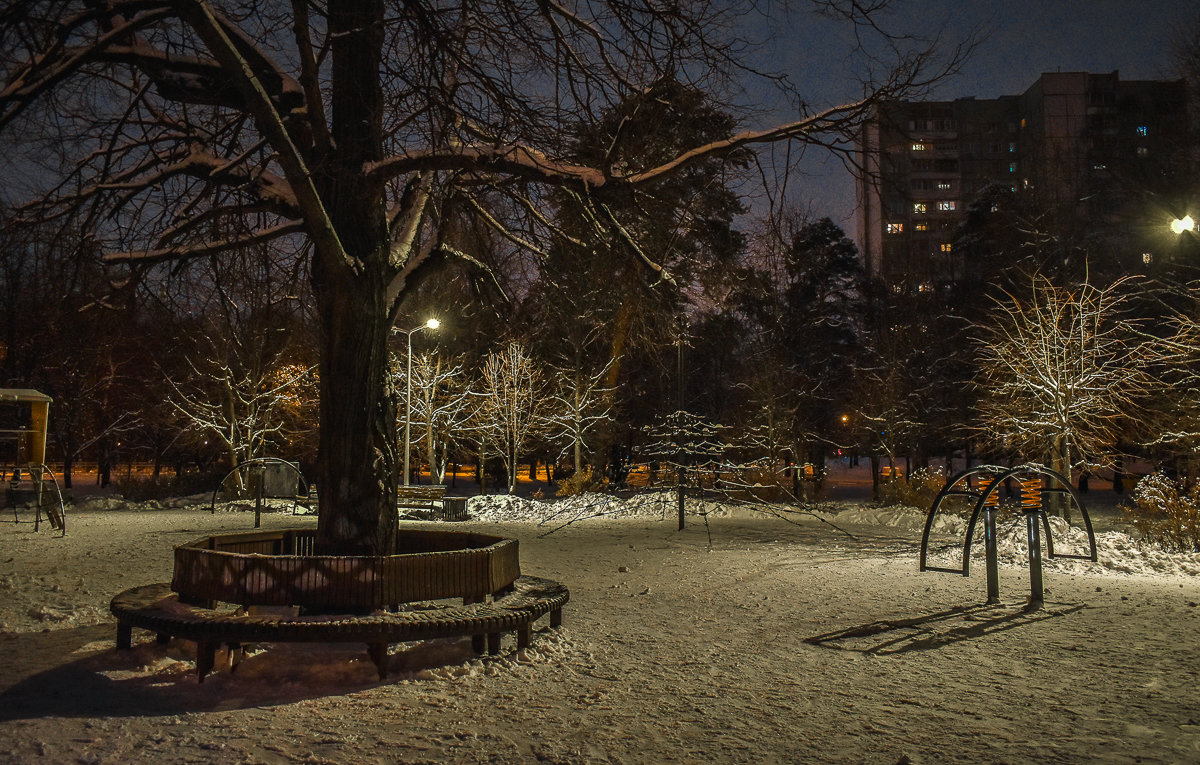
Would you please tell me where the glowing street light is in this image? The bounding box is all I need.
[1170,215,1195,235]
[396,318,440,486]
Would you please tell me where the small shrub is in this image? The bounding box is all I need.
[1122,473,1200,553]
[876,466,947,510]
[556,467,601,497]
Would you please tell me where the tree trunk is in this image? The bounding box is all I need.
[312,278,399,555]
[312,0,398,556]
[1049,434,1071,520]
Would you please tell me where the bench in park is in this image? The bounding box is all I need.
[397,484,468,521]
[109,528,568,682]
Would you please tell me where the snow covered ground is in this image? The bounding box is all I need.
[2,491,1199,763]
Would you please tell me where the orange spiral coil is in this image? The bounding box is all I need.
[983,476,1001,507]
[1020,476,1042,512]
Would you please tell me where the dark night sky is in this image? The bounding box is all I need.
[741,0,1199,228]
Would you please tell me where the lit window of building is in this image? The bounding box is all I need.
[886,223,904,234]
[937,181,952,190]
[1008,142,1016,153]
[913,202,927,213]
[1009,162,1017,173]
[915,223,929,231]
[918,282,933,293]
[1136,125,1148,137]
[936,200,957,211]
[1143,252,1153,264]
[911,142,927,151]
[1137,146,1149,157]
[940,243,952,252]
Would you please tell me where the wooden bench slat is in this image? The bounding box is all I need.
[111,576,568,682]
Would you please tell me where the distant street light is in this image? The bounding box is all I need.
[1170,215,1195,235]
[396,318,440,486]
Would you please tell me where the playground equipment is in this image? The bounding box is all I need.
[209,457,313,525]
[919,464,1097,610]
[1,388,66,534]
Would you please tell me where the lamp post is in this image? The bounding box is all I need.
[396,318,440,486]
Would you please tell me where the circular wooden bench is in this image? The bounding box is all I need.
[111,575,568,682]
[109,528,569,682]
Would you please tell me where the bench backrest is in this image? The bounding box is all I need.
[172,528,520,610]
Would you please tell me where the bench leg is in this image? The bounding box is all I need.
[196,641,217,683]
[550,608,562,629]
[517,624,531,650]
[487,632,501,655]
[116,622,132,650]
[227,642,244,672]
[367,642,388,680]
[471,634,486,654]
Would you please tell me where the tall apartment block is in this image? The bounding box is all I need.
[856,71,1190,289]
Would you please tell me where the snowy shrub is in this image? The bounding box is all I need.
[556,467,601,497]
[876,466,947,510]
[1123,473,1200,553]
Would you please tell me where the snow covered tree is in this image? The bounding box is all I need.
[0,1,968,553]
[167,352,313,487]
[546,361,614,475]
[973,275,1158,507]
[397,351,470,485]
[642,410,728,471]
[473,343,549,493]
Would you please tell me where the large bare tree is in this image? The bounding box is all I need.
[973,275,1158,501]
[0,0,965,553]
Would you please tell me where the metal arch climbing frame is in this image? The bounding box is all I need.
[7,462,68,536]
[209,458,312,520]
[919,464,1098,609]
[919,464,1008,574]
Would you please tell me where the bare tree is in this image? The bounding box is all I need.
[473,343,548,493]
[973,275,1158,508]
[397,351,470,485]
[0,1,970,553]
[167,351,313,488]
[1139,283,1200,482]
[546,361,614,475]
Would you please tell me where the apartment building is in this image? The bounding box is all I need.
[856,71,1190,289]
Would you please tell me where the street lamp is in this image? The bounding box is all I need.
[1170,215,1195,235]
[396,318,440,486]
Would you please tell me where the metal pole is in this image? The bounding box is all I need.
[1026,510,1044,610]
[404,331,414,486]
[984,482,1000,604]
[1021,476,1045,611]
[676,317,685,531]
[254,468,262,528]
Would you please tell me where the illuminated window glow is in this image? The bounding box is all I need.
[886,223,904,234]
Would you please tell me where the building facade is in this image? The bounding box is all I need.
[856,71,1190,290]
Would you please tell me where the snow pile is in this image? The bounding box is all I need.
[467,491,678,524]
